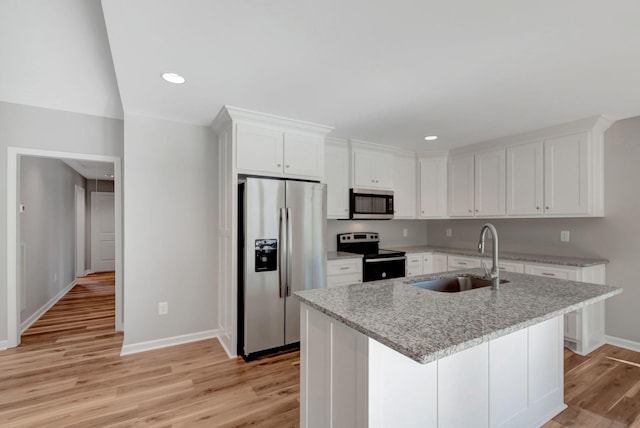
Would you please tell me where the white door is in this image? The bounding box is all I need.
[75,185,86,277]
[283,131,324,179]
[91,192,115,272]
[506,141,544,216]
[419,156,447,218]
[544,132,589,215]
[448,155,475,216]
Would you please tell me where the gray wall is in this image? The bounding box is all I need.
[327,219,428,251]
[0,101,123,343]
[427,115,640,343]
[19,157,86,325]
[122,114,218,347]
[85,179,114,270]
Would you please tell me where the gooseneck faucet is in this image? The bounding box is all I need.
[478,223,500,290]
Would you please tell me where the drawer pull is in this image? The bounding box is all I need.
[541,272,555,277]
[340,266,350,270]
[458,262,467,265]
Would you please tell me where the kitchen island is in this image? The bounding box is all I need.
[295,269,621,428]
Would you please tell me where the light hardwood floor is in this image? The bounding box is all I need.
[2,273,639,427]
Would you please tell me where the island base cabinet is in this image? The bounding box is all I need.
[300,304,565,428]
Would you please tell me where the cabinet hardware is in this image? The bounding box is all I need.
[286,165,290,168]
[468,209,472,213]
[458,262,467,265]
[277,163,282,167]
[339,266,350,270]
[541,272,555,276]
[546,206,550,210]
[536,206,540,210]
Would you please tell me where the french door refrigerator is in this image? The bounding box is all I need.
[238,177,326,360]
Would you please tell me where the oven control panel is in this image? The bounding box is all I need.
[338,233,379,243]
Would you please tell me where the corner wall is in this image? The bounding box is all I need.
[122,114,218,350]
[427,115,640,344]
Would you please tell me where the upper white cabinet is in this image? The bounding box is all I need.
[544,132,589,216]
[324,139,350,219]
[506,141,544,216]
[351,144,393,190]
[419,155,447,218]
[448,149,505,217]
[236,122,325,180]
[448,155,475,217]
[392,152,417,218]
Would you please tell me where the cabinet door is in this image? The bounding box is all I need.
[497,260,524,274]
[506,141,544,216]
[325,142,350,219]
[432,254,448,273]
[474,149,506,216]
[406,254,423,277]
[392,154,417,218]
[283,132,324,179]
[523,264,579,281]
[419,157,447,218]
[422,253,434,274]
[544,132,589,215]
[448,155,475,216]
[236,123,283,175]
[353,150,393,189]
[448,255,482,271]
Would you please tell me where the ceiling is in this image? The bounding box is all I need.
[63,159,115,181]
[3,1,640,151]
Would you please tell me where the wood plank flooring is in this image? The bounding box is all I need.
[2,272,639,426]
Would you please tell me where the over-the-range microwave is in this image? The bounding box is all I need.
[349,188,394,220]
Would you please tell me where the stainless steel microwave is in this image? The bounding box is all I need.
[349,189,394,220]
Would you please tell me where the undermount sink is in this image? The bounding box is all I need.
[407,276,509,293]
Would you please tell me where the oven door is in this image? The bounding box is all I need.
[363,256,406,282]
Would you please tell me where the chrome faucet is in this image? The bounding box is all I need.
[478,223,500,289]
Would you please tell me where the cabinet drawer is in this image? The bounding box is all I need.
[327,259,362,276]
[524,264,579,280]
[497,261,524,274]
[327,272,362,288]
[448,256,482,270]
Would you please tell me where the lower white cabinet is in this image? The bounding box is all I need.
[497,260,525,273]
[432,254,448,273]
[301,304,564,428]
[524,262,606,355]
[447,255,482,271]
[327,258,362,288]
[406,254,423,277]
[405,252,449,276]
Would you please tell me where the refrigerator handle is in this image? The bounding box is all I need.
[286,207,293,296]
[279,207,287,298]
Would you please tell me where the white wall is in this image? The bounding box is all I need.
[122,114,218,348]
[427,115,640,344]
[19,157,85,326]
[0,101,123,344]
[327,219,427,251]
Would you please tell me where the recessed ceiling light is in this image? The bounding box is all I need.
[424,136,438,141]
[161,72,186,84]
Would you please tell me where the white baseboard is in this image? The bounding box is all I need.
[20,279,76,334]
[120,329,221,356]
[0,340,7,351]
[605,335,640,352]
[217,333,237,359]
[83,269,94,276]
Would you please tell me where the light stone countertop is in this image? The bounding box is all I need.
[384,245,609,267]
[295,269,621,364]
[327,251,363,261]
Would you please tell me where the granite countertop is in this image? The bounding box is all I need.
[327,251,363,261]
[295,269,621,364]
[385,245,609,267]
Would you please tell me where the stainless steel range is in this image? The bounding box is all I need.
[337,233,406,282]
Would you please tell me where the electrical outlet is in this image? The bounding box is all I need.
[402,228,408,237]
[53,272,57,282]
[446,228,452,237]
[158,302,168,315]
[560,231,570,242]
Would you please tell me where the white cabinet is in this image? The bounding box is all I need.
[327,258,362,288]
[448,155,475,217]
[392,153,417,218]
[406,254,423,277]
[419,155,447,218]
[447,255,482,271]
[496,260,524,274]
[474,149,506,216]
[236,122,325,180]
[432,254,448,273]
[422,253,434,274]
[524,261,606,355]
[544,132,589,216]
[506,141,544,216]
[352,148,393,190]
[448,149,505,217]
[324,139,350,219]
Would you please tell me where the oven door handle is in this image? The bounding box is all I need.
[365,256,406,263]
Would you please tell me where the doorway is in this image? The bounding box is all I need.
[7,147,123,348]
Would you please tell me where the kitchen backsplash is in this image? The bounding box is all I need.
[327,219,428,251]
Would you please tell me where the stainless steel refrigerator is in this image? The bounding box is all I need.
[238,177,326,360]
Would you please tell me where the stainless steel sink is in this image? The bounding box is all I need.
[407,276,509,293]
